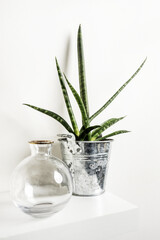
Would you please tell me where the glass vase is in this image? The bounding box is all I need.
[10,140,72,218]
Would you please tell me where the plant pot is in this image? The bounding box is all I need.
[59,138,113,196]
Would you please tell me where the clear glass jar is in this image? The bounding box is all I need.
[10,140,73,218]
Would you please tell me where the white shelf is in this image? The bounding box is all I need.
[0,191,138,240]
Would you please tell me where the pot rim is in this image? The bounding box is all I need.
[76,139,113,143]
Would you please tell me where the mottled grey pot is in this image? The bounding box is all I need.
[60,139,113,196]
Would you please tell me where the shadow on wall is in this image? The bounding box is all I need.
[52,142,62,160]
[51,36,71,160]
[63,36,71,74]
[0,113,31,190]
[55,35,72,129]
[0,113,30,165]
[0,36,72,191]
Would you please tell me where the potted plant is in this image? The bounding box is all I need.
[24,25,146,196]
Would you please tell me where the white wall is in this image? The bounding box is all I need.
[0,0,160,239]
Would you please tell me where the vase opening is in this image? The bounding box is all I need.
[29,140,54,144]
[29,140,54,156]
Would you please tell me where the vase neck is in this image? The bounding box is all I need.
[29,140,53,157]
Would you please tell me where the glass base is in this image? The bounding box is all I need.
[18,202,67,218]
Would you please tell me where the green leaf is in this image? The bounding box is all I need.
[63,74,89,128]
[89,58,147,122]
[79,125,86,135]
[77,25,89,118]
[77,125,100,141]
[23,104,74,134]
[96,130,130,141]
[91,117,125,141]
[55,58,79,136]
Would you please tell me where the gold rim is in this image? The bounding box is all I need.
[29,140,54,145]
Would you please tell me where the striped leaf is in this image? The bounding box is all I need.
[63,74,89,128]
[77,25,89,117]
[77,125,100,141]
[23,104,74,133]
[55,58,79,136]
[91,117,125,141]
[79,125,86,135]
[96,130,130,141]
[89,58,147,122]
